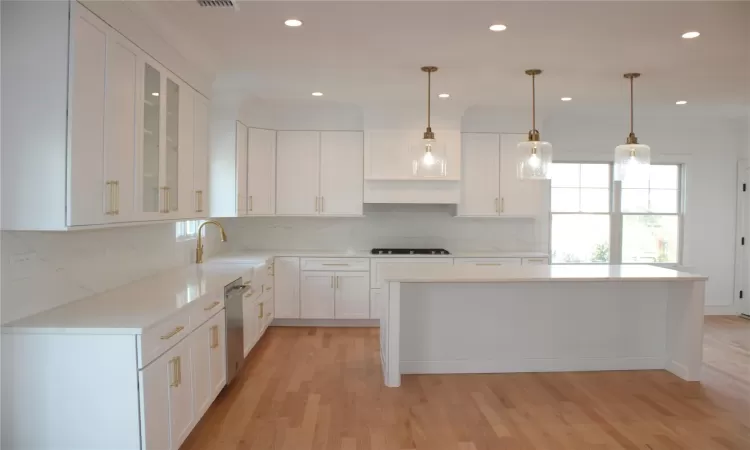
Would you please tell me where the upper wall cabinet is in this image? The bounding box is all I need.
[276,131,363,216]
[458,133,547,217]
[364,130,461,181]
[0,1,209,230]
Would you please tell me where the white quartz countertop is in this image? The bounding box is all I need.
[212,250,549,260]
[379,264,707,283]
[2,262,260,335]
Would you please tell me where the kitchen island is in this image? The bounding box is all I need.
[378,264,707,387]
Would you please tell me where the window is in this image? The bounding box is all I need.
[550,163,611,263]
[550,163,682,265]
[176,220,205,241]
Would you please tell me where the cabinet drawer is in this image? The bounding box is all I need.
[190,293,225,329]
[371,258,453,286]
[454,258,522,267]
[138,309,191,368]
[522,257,549,265]
[300,258,370,271]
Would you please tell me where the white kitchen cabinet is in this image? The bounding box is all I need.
[276,131,320,215]
[459,133,501,216]
[365,130,461,180]
[192,94,210,216]
[334,272,370,319]
[235,121,250,215]
[247,128,277,215]
[301,271,336,319]
[274,257,301,318]
[190,310,226,419]
[320,131,364,215]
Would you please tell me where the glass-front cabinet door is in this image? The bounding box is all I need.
[165,77,179,213]
[142,63,161,214]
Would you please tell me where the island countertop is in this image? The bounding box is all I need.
[379,264,707,283]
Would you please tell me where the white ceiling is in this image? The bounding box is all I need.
[131,0,750,116]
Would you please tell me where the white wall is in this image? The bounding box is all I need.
[0,224,225,324]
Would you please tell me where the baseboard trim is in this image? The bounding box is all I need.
[400,356,665,375]
[704,305,738,315]
[271,319,379,327]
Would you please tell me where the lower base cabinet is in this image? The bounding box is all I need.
[301,271,369,319]
[191,311,226,418]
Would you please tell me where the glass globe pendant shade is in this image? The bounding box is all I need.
[516,139,552,180]
[614,143,650,181]
[412,138,447,177]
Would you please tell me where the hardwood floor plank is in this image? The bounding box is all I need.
[182,317,750,450]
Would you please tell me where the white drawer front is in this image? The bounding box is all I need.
[454,257,522,267]
[190,294,225,329]
[522,257,549,265]
[370,258,453,286]
[138,309,191,368]
[300,258,370,271]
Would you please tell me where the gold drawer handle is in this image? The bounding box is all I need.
[322,263,349,266]
[258,303,264,319]
[264,286,273,291]
[476,263,505,266]
[210,325,219,349]
[527,259,546,262]
[170,356,181,387]
[160,325,184,340]
[204,301,220,311]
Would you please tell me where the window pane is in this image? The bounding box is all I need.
[550,164,580,188]
[621,188,649,212]
[650,165,679,189]
[622,215,679,263]
[551,214,610,263]
[580,164,609,188]
[580,188,609,212]
[621,167,649,189]
[649,189,678,213]
[551,188,580,212]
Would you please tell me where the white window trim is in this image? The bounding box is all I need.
[549,161,685,266]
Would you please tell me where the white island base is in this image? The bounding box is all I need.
[379,265,707,387]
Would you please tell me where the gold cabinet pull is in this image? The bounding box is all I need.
[249,195,253,212]
[160,325,184,340]
[204,300,220,311]
[106,181,115,215]
[264,286,272,292]
[321,196,324,212]
[476,263,505,266]
[258,303,263,319]
[495,197,498,213]
[170,356,179,387]
[210,325,219,349]
[322,263,349,266]
[195,190,204,213]
[500,197,505,213]
[315,196,319,212]
[160,187,170,213]
[176,356,182,386]
[114,181,120,215]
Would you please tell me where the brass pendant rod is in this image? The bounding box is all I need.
[629,75,634,135]
[427,70,431,129]
[531,73,536,133]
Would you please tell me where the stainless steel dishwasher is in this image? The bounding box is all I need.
[224,277,252,384]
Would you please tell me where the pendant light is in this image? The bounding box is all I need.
[412,66,447,177]
[614,73,650,181]
[517,69,552,180]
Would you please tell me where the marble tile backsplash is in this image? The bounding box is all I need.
[1,223,225,324]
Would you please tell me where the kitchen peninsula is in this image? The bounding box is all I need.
[378,264,707,387]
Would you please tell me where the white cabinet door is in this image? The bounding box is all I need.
[301,272,335,319]
[190,316,212,419]
[235,122,249,216]
[67,9,107,226]
[166,338,194,450]
[247,128,276,215]
[176,84,195,220]
[137,57,165,220]
[459,133,500,216]
[276,131,320,215]
[320,131,363,215]
[499,134,547,216]
[334,271,370,319]
[102,30,139,224]
[274,257,300,319]
[138,355,170,450]
[208,311,227,399]
[193,94,209,216]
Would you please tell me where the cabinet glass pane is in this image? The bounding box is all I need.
[142,64,161,212]
[166,78,179,211]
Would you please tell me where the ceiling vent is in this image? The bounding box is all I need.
[197,0,238,9]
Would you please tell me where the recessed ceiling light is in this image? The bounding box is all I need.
[561,97,572,102]
[311,92,323,97]
[676,100,687,105]
[151,92,159,97]
[489,24,507,32]
[284,19,303,27]
[438,93,450,99]
[682,31,700,39]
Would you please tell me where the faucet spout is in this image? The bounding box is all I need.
[196,220,228,264]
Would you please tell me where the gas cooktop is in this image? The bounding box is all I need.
[370,248,451,255]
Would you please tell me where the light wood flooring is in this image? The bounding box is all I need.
[182,316,750,450]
